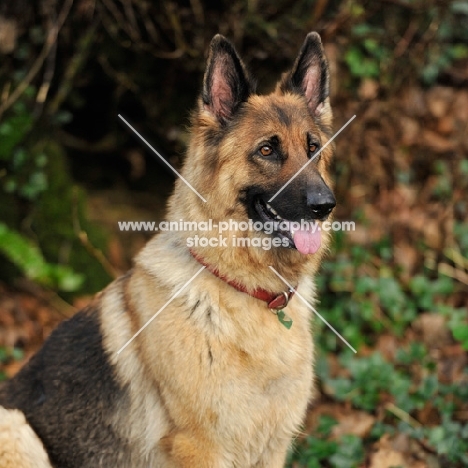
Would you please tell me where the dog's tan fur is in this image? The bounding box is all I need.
[0,32,334,467]
[0,407,51,468]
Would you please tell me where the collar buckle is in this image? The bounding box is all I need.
[268,289,294,310]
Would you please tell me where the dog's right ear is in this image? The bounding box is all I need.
[202,35,252,125]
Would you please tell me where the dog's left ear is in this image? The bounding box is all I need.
[280,32,330,116]
[202,35,253,124]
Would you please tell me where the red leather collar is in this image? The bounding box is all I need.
[190,249,295,309]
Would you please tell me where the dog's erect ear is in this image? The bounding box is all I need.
[202,35,252,124]
[280,32,330,116]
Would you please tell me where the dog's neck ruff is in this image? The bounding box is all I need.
[189,249,296,310]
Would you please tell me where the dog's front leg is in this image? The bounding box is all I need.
[160,432,224,468]
[0,408,53,468]
[253,438,290,468]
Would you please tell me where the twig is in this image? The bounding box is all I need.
[35,37,57,107]
[0,28,56,118]
[35,8,59,115]
[385,402,422,428]
[14,278,76,318]
[189,0,205,25]
[45,290,77,318]
[312,0,330,23]
[0,0,73,119]
[378,0,424,9]
[1,82,11,104]
[437,263,468,286]
[119,0,141,41]
[57,129,118,152]
[47,21,98,115]
[98,2,184,59]
[247,0,258,14]
[72,188,120,279]
[78,230,120,279]
[394,19,418,58]
[444,247,468,271]
[101,0,134,39]
[165,2,197,57]
[136,0,160,44]
[97,54,139,93]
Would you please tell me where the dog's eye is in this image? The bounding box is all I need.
[259,145,273,157]
[309,143,319,155]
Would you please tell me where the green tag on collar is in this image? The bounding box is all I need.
[277,310,293,329]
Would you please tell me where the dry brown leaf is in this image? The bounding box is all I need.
[376,334,399,362]
[421,130,455,152]
[331,410,376,439]
[426,86,454,118]
[413,313,452,348]
[400,116,421,146]
[369,435,408,468]
[359,78,379,100]
[401,87,427,117]
[452,90,468,122]
[394,243,419,277]
[436,115,455,135]
[369,447,407,468]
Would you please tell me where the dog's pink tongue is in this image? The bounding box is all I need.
[293,228,321,255]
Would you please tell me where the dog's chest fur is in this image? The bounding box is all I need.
[98,237,316,467]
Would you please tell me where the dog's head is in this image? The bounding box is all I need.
[178,32,335,259]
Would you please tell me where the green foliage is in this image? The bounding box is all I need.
[345,25,388,80]
[288,224,467,466]
[291,339,468,465]
[454,221,468,257]
[321,353,412,412]
[438,305,468,350]
[421,1,468,84]
[0,101,33,159]
[344,46,379,79]
[0,12,111,294]
[404,416,468,466]
[30,141,111,293]
[0,98,49,200]
[329,435,364,468]
[452,325,468,350]
[287,416,364,468]
[432,161,453,200]
[314,234,466,352]
[426,420,468,465]
[342,0,468,87]
[0,97,111,294]
[0,347,24,382]
[0,222,83,291]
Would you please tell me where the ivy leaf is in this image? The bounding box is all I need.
[0,222,83,292]
[452,324,468,350]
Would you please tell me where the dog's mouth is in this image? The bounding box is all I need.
[253,196,321,255]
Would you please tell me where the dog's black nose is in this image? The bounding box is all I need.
[306,183,336,219]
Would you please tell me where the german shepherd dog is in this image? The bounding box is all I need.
[0,32,335,468]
